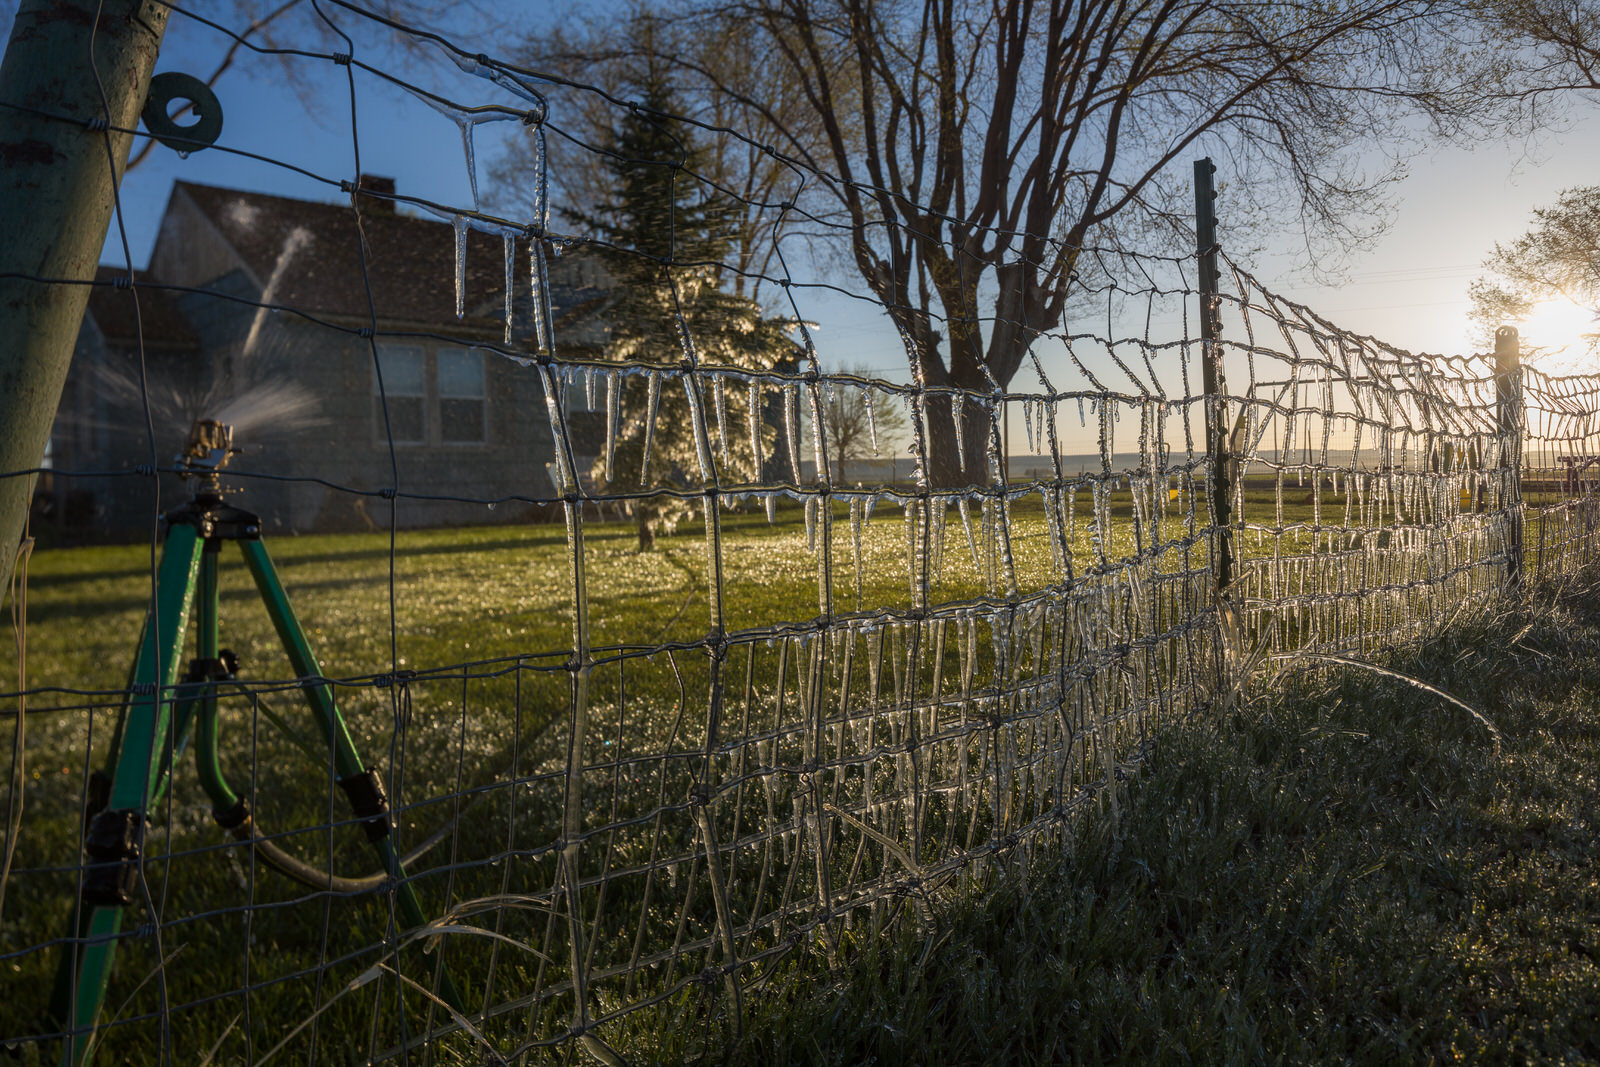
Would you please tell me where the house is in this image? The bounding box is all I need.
[41,178,612,538]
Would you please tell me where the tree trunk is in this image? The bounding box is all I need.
[636,507,654,552]
[921,392,993,489]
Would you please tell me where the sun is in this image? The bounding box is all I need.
[1519,296,1600,371]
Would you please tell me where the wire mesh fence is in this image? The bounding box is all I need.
[3,2,1600,1063]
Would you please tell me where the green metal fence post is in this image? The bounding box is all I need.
[0,0,170,603]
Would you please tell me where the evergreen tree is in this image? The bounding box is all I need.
[573,73,793,550]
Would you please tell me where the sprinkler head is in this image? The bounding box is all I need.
[177,418,238,490]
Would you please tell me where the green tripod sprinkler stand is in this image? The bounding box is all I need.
[52,419,462,1065]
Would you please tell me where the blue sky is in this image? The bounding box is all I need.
[10,0,1600,457]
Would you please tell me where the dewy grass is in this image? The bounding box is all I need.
[708,573,1600,1065]
[0,491,1562,1061]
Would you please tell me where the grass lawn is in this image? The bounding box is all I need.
[0,474,1562,1062]
[716,572,1600,1064]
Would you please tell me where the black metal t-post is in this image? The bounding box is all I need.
[1194,158,1233,593]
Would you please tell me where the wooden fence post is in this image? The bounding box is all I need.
[0,0,171,603]
[1495,325,1524,588]
[1194,158,1233,593]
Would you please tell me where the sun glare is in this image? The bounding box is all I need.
[1520,296,1600,371]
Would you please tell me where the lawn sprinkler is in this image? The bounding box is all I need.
[49,418,462,1065]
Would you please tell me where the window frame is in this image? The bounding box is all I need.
[372,343,427,446]
[370,343,491,447]
[436,345,488,446]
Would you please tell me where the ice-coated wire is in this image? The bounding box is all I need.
[4,5,1600,1063]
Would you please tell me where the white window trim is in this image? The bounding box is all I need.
[371,343,490,447]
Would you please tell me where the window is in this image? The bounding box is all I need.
[371,344,489,446]
[438,347,486,443]
[374,344,425,443]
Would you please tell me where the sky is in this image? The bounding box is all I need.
[9,0,1600,457]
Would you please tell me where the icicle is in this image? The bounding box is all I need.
[640,371,661,485]
[585,366,597,411]
[604,370,619,477]
[682,376,713,482]
[784,382,803,483]
[864,386,880,454]
[452,215,468,320]
[1022,400,1035,454]
[850,497,865,606]
[502,233,515,344]
[713,374,731,470]
[951,396,968,474]
[528,239,552,353]
[984,399,1004,483]
[904,501,918,598]
[764,491,778,524]
[1044,488,1067,574]
[461,120,481,212]
[957,496,980,571]
[866,628,884,704]
[538,365,571,492]
[805,495,818,551]
[747,380,765,475]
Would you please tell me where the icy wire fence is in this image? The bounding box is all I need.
[1216,270,1600,662]
[1216,265,1523,659]
[1523,365,1600,575]
[4,4,1600,1064]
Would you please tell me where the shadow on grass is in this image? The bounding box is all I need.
[702,576,1600,1065]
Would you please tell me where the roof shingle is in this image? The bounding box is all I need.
[175,181,603,336]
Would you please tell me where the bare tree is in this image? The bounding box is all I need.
[1469,185,1600,348]
[121,0,534,172]
[1488,0,1600,93]
[610,0,1512,487]
[817,364,910,482]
